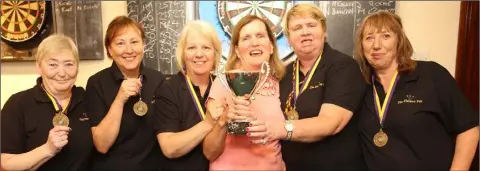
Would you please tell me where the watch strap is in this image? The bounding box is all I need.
[285,120,293,140]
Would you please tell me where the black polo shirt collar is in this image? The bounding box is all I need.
[33,77,51,103]
[371,64,420,107]
[372,63,420,84]
[372,65,420,89]
[33,77,84,114]
[178,72,213,99]
[397,67,419,85]
[320,42,335,65]
[297,42,334,79]
[110,61,148,82]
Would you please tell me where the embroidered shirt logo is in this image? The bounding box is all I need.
[79,113,89,121]
[308,82,324,90]
[398,94,423,104]
[151,95,155,104]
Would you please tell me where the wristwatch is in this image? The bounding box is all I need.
[285,120,294,140]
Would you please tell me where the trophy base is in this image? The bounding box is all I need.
[227,120,251,135]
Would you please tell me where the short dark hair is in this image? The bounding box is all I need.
[104,16,145,58]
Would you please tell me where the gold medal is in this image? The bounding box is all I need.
[52,112,69,127]
[134,75,148,116]
[41,84,72,127]
[286,109,299,120]
[373,130,388,147]
[134,100,148,116]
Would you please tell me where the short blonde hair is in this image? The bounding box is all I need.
[175,20,222,73]
[225,15,285,80]
[283,3,327,37]
[36,34,79,64]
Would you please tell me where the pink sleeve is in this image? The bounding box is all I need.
[208,77,231,102]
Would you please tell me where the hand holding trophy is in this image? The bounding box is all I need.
[216,61,270,135]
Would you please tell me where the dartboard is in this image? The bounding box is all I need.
[1,1,46,42]
[198,1,296,61]
[217,1,288,38]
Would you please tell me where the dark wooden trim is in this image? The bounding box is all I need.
[455,2,479,171]
[455,1,479,112]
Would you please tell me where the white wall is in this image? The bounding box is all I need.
[396,1,460,76]
[0,1,461,107]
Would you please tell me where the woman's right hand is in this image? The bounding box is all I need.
[115,78,142,103]
[45,126,71,156]
[206,98,227,122]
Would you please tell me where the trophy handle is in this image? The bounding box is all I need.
[215,66,235,95]
[249,61,270,98]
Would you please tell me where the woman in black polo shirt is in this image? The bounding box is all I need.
[243,4,367,170]
[354,11,479,170]
[1,34,93,171]
[85,16,165,170]
[153,20,222,171]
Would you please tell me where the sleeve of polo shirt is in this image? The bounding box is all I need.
[208,77,229,101]
[85,77,108,127]
[323,59,367,113]
[432,62,479,135]
[153,81,182,134]
[1,93,26,154]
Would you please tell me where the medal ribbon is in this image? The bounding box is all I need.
[138,74,144,99]
[293,55,322,103]
[185,75,206,120]
[372,71,399,127]
[41,84,70,114]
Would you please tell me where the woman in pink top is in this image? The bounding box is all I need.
[203,15,286,170]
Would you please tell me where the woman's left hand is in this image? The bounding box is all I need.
[246,119,285,145]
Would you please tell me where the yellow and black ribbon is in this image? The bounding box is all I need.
[287,55,322,110]
[41,84,70,114]
[185,75,208,120]
[372,71,400,128]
